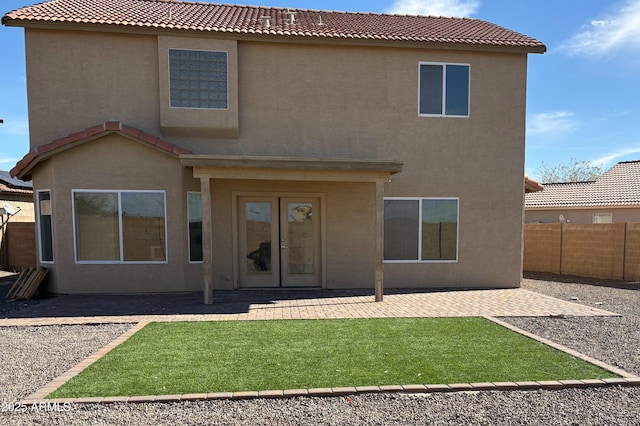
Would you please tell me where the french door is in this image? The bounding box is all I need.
[238,196,321,288]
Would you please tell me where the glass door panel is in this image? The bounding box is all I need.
[280,198,320,287]
[238,198,279,287]
[245,202,272,275]
[285,202,314,275]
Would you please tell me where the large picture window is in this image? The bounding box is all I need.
[187,192,203,262]
[37,190,54,262]
[384,198,459,262]
[419,63,470,117]
[169,49,228,109]
[73,190,167,263]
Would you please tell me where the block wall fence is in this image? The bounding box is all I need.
[524,223,640,281]
[0,222,36,271]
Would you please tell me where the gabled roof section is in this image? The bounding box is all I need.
[525,160,640,208]
[10,121,191,181]
[2,0,546,53]
[524,176,543,193]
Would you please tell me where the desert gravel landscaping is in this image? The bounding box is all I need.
[1,274,639,425]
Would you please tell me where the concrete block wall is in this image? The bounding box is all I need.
[524,223,640,281]
[1,222,36,271]
[561,224,625,280]
[523,223,561,274]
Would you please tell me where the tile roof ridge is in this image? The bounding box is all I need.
[134,0,481,18]
[542,181,595,186]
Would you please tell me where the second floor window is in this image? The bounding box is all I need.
[169,49,228,109]
[419,63,470,117]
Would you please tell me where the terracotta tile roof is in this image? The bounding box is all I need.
[0,181,33,196]
[524,176,543,193]
[2,0,546,52]
[525,160,640,208]
[10,121,191,180]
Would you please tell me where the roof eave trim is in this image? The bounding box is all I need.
[181,154,404,176]
[10,121,191,181]
[3,19,546,54]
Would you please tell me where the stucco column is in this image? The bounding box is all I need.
[375,179,384,302]
[200,177,213,304]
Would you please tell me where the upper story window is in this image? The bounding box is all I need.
[169,49,228,109]
[419,63,470,117]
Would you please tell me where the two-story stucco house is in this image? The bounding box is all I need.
[3,0,545,302]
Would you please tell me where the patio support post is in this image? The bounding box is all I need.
[200,177,213,304]
[375,179,384,302]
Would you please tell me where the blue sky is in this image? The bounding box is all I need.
[1,0,639,181]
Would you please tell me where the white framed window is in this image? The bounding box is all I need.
[36,190,54,263]
[419,62,470,117]
[593,213,612,224]
[384,197,459,262]
[187,192,203,262]
[169,48,228,109]
[72,190,167,264]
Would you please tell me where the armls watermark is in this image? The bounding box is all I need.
[2,401,73,413]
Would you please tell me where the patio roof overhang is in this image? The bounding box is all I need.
[183,155,403,305]
[180,155,403,182]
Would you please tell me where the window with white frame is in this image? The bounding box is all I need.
[188,192,203,262]
[419,63,470,117]
[37,190,54,262]
[384,198,459,262]
[169,49,228,109]
[73,190,167,263]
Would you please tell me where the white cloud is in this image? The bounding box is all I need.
[590,146,640,166]
[558,0,640,57]
[0,156,21,166]
[385,0,480,17]
[526,111,578,137]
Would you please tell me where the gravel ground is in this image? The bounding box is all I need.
[1,274,639,425]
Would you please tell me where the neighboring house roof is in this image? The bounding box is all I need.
[525,160,640,208]
[0,170,32,195]
[10,121,192,181]
[524,176,543,193]
[0,170,32,189]
[2,0,546,53]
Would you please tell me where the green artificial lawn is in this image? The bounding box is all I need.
[49,318,616,398]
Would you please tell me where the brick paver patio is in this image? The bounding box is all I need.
[0,287,617,327]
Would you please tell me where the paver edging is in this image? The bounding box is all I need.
[23,321,149,401]
[16,314,640,407]
[20,378,640,407]
[484,316,637,379]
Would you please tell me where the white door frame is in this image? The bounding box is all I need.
[232,191,326,289]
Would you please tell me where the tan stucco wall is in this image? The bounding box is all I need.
[24,28,529,292]
[25,30,161,147]
[31,134,192,294]
[0,199,34,222]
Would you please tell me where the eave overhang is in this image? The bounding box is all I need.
[182,155,403,182]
